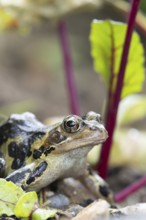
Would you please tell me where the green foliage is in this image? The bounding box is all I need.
[0,179,57,219]
[90,19,145,99]
[32,208,57,220]
[0,179,24,216]
[14,192,38,218]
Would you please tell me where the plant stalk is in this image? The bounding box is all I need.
[58,21,80,115]
[108,0,146,36]
[97,0,141,179]
[115,175,146,202]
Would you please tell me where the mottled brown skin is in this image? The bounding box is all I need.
[0,111,113,203]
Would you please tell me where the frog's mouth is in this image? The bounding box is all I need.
[75,132,108,147]
[54,129,108,153]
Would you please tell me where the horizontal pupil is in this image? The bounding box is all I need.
[66,120,75,127]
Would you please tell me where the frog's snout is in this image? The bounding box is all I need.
[98,126,108,141]
[88,122,108,141]
[104,129,108,140]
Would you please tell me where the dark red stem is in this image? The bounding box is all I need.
[115,175,146,202]
[113,1,146,36]
[58,21,80,115]
[97,0,141,179]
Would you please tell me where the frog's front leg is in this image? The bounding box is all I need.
[6,160,51,191]
[78,168,114,204]
[6,162,36,189]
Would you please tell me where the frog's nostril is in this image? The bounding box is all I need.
[89,125,98,131]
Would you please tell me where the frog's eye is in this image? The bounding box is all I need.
[62,116,81,133]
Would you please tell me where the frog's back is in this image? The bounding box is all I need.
[0,112,45,174]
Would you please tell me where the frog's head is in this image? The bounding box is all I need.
[45,111,108,154]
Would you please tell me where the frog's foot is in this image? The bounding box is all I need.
[0,157,6,177]
[78,168,114,204]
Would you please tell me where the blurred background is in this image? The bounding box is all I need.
[0,1,146,201]
[0,0,145,121]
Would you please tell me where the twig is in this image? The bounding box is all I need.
[58,21,80,115]
[115,175,146,202]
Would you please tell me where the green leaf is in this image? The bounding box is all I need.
[0,179,56,219]
[14,191,38,218]
[90,19,145,98]
[117,94,146,126]
[0,179,24,216]
[32,208,57,220]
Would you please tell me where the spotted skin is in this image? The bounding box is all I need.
[0,111,114,204]
[0,112,49,175]
[26,161,48,185]
[6,167,31,184]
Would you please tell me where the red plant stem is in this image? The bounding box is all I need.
[106,25,115,117]
[115,175,146,202]
[97,0,141,179]
[110,0,146,36]
[58,21,80,115]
